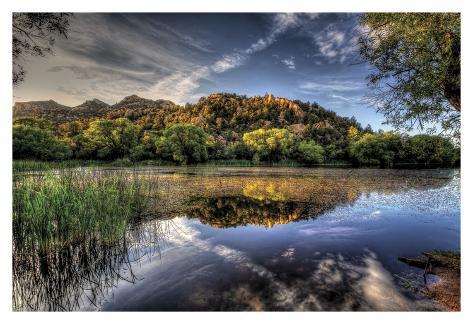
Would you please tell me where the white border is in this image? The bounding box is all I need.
[1,0,472,323]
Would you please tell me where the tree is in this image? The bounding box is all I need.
[358,13,460,137]
[84,118,141,159]
[13,124,71,160]
[243,128,294,163]
[404,134,456,165]
[156,123,209,164]
[347,126,361,141]
[129,130,160,161]
[294,140,325,164]
[69,134,97,159]
[349,132,405,166]
[13,13,72,85]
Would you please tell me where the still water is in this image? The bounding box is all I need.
[13,167,460,311]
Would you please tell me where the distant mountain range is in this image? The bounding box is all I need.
[13,95,176,122]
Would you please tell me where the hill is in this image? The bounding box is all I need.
[13,92,365,144]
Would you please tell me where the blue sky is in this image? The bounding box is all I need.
[13,13,390,131]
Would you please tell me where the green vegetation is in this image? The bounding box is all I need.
[156,123,209,164]
[358,13,460,137]
[349,132,458,167]
[243,128,293,163]
[12,93,459,167]
[13,124,72,160]
[295,140,325,164]
[13,171,150,251]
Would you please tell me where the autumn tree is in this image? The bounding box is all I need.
[13,13,72,85]
[358,13,460,137]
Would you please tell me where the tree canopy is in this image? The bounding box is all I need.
[84,118,141,159]
[13,13,72,85]
[156,123,209,164]
[358,13,460,137]
[243,128,294,163]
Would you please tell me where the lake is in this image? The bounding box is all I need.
[12,167,460,311]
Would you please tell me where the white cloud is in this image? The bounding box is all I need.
[299,80,363,92]
[329,94,351,102]
[211,53,246,73]
[281,56,296,70]
[142,66,211,104]
[312,24,358,63]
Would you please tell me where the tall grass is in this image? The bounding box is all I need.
[13,171,150,252]
[13,159,174,172]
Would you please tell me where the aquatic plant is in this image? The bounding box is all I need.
[13,170,151,252]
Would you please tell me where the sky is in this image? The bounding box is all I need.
[13,13,390,131]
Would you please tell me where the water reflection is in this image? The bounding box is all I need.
[187,196,351,228]
[12,167,459,311]
[12,219,171,311]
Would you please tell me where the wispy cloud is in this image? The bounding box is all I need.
[281,56,296,70]
[145,13,318,103]
[329,94,352,102]
[297,78,366,108]
[211,13,311,74]
[308,19,360,64]
[299,80,363,92]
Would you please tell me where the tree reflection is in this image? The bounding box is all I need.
[13,219,171,311]
[186,194,359,228]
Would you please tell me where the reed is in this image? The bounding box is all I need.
[13,159,174,172]
[13,170,150,252]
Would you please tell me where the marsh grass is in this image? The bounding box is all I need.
[13,159,174,172]
[13,170,152,252]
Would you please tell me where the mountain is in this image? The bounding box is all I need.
[13,100,73,121]
[114,95,175,110]
[13,95,176,122]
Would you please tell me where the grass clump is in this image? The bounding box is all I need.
[13,171,148,252]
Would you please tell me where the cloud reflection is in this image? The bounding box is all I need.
[144,218,438,311]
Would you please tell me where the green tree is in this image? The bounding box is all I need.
[69,134,97,159]
[404,134,456,165]
[84,118,141,159]
[358,13,460,136]
[129,130,160,162]
[294,140,325,164]
[243,128,294,163]
[13,124,71,160]
[156,123,209,164]
[349,132,405,166]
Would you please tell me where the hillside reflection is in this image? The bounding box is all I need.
[187,195,355,228]
[182,173,451,228]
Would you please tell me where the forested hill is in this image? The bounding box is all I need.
[13,92,458,166]
[13,92,367,143]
